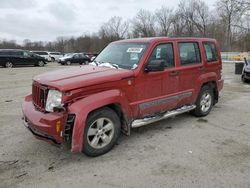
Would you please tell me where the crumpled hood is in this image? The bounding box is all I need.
[33,65,134,91]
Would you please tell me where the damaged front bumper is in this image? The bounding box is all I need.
[22,95,68,145]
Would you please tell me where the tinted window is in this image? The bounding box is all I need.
[203,42,218,62]
[0,51,7,55]
[15,51,23,56]
[179,42,201,65]
[148,43,175,68]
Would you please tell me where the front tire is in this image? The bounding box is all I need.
[66,61,71,65]
[192,85,214,117]
[83,107,121,157]
[38,61,45,67]
[5,61,13,68]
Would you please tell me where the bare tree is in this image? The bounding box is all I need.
[99,16,129,41]
[155,6,173,36]
[132,9,156,37]
[171,12,187,36]
[216,0,247,50]
[176,0,210,37]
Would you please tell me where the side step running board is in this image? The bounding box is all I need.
[131,105,196,128]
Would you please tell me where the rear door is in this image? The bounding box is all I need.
[176,41,203,106]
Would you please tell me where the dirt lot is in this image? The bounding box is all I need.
[0,63,250,188]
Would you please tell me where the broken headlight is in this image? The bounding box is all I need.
[45,90,62,112]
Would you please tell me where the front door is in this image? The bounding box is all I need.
[135,43,179,117]
[21,51,34,65]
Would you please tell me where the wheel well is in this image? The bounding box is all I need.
[201,81,218,104]
[87,103,130,136]
[106,104,130,135]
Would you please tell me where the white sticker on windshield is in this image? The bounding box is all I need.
[127,48,143,53]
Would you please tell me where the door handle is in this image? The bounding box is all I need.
[170,71,179,76]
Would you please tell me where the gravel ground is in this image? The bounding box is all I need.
[0,63,250,188]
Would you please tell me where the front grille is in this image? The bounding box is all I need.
[32,82,48,111]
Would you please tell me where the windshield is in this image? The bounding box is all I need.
[94,43,148,70]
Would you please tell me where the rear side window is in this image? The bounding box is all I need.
[148,43,175,68]
[0,51,6,55]
[203,42,218,62]
[178,42,201,65]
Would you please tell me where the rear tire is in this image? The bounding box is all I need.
[5,61,13,68]
[192,85,214,117]
[83,107,121,157]
[66,61,71,65]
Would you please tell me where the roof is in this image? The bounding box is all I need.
[0,49,24,51]
[113,37,217,44]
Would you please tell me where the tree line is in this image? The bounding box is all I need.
[0,0,249,53]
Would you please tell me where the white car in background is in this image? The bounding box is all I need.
[48,52,63,62]
[32,51,51,62]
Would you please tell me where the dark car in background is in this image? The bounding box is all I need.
[58,53,91,65]
[0,49,46,68]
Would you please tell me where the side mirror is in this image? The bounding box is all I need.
[145,60,165,72]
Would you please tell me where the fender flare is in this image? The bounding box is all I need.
[67,89,131,153]
[196,72,218,98]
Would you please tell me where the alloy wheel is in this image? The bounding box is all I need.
[87,117,115,149]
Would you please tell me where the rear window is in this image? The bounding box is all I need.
[0,51,22,56]
[203,42,218,62]
[0,51,7,55]
[178,42,201,65]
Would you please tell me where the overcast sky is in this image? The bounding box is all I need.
[0,0,218,43]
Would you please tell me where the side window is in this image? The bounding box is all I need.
[203,42,218,62]
[178,42,201,65]
[23,51,29,57]
[148,43,175,68]
[16,51,23,56]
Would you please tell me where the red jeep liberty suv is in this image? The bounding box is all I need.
[22,37,224,156]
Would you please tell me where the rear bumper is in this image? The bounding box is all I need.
[22,95,67,144]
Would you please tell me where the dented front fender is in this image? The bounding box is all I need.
[67,89,131,153]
